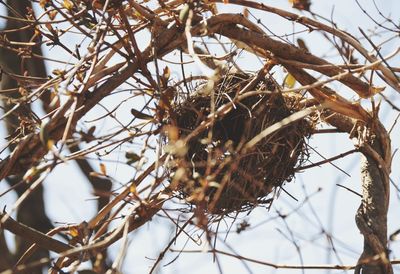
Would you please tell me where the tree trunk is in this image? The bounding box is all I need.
[0,1,51,272]
[356,133,392,273]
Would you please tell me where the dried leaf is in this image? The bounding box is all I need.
[99,163,106,176]
[34,26,41,37]
[125,151,141,165]
[133,10,144,20]
[130,184,137,194]
[45,23,54,33]
[297,38,309,52]
[284,73,297,88]
[63,0,74,11]
[40,0,51,8]
[243,8,249,18]
[46,139,55,150]
[131,108,153,120]
[90,172,104,178]
[69,227,79,237]
[163,66,170,81]
[87,126,96,136]
[76,71,84,82]
[370,85,386,95]
[49,10,58,20]
[289,0,311,11]
[164,125,179,142]
[52,69,66,77]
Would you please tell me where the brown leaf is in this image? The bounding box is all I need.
[99,163,106,176]
[243,8,249,18]
[289,0,311,11]
[63,0,74,11]
[40,0,51,8]
[131,108,153,120]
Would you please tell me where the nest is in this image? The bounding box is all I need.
[168,73,312,215]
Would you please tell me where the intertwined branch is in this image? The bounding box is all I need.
[0,0,398,273]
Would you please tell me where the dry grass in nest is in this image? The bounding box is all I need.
[168,73,312,215]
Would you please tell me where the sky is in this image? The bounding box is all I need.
[1,0,400,273]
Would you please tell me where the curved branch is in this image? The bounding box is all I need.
[210,0,400,93]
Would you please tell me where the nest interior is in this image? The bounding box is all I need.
[170,73,311,214]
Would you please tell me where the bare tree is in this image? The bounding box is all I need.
[0,0,399,273]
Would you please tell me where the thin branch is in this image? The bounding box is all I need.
[0,212,73,254]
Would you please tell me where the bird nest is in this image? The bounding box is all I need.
[167,73,312,215]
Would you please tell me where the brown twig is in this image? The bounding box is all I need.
[0,213,73,254]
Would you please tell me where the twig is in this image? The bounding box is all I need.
[336,184,362,198]
[170,248,400,270]
[295,149,358,171]
[0,212,73,254]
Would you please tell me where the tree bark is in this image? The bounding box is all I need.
[356,134,392,273]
